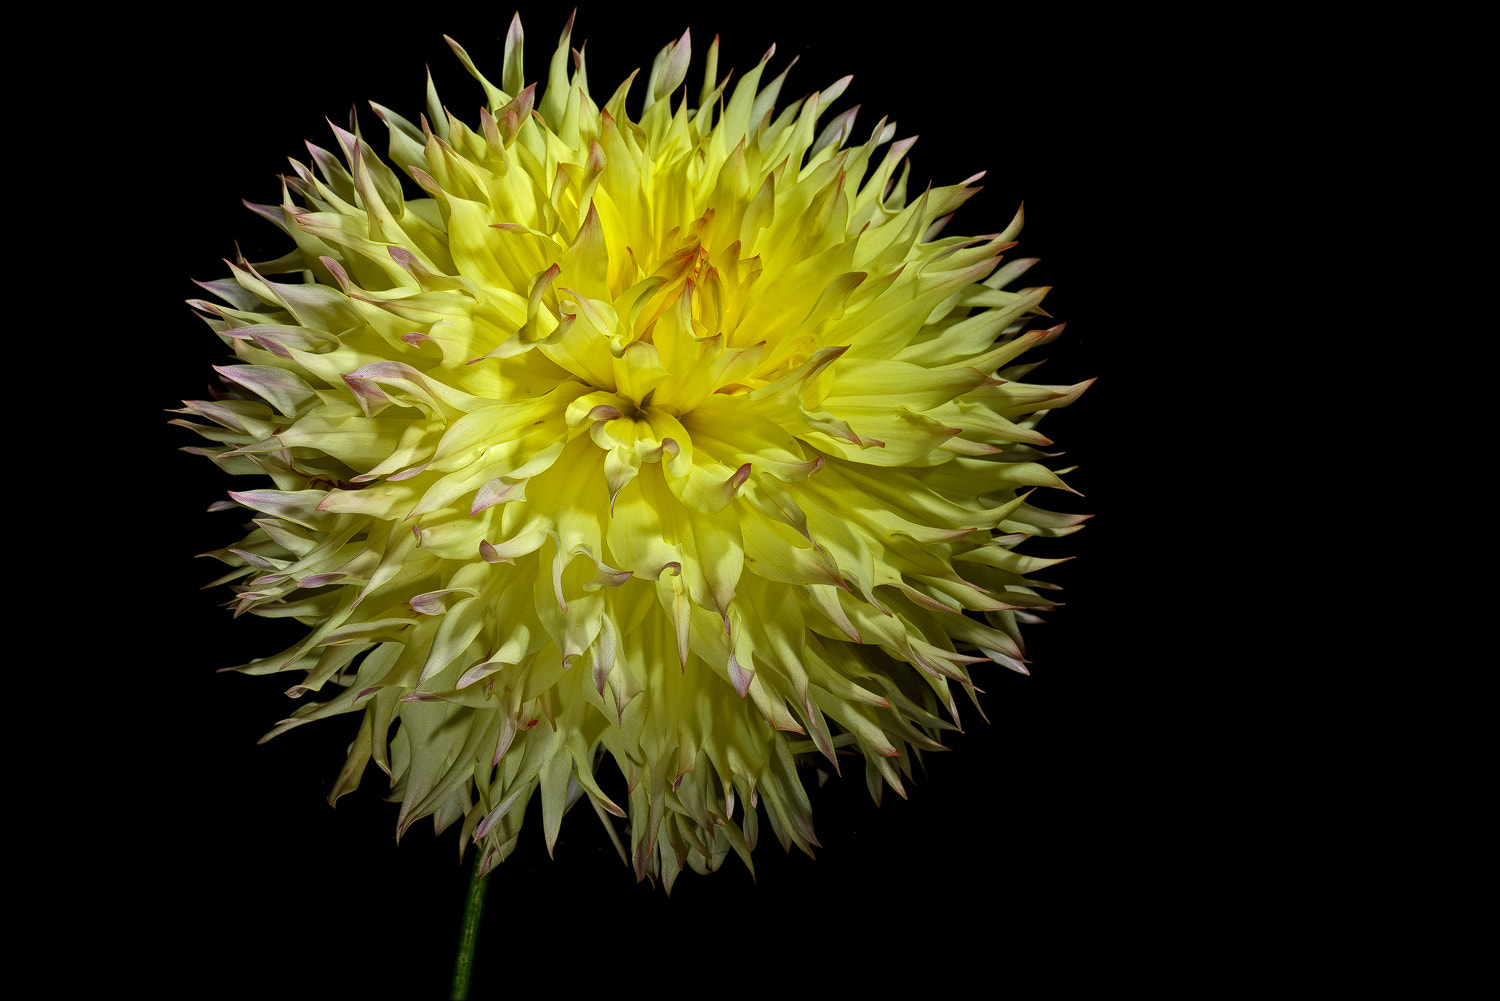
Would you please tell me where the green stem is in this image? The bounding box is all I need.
[450,854,490,1000]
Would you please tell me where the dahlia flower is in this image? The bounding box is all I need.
[176,13,1088,889]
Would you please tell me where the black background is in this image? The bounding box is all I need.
[98,1,1204,991]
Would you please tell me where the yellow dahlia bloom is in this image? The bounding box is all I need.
[178,14,1087,888]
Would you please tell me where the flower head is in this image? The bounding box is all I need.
[177,13,1089,888]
